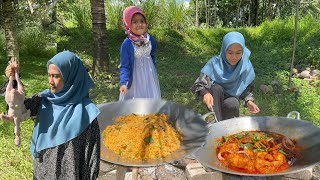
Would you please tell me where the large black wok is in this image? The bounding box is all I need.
[193,112,320,176]
[97,98,208,167]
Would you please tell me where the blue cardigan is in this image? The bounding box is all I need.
[119,35,157,88]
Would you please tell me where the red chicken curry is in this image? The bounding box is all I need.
[216,131,301,174]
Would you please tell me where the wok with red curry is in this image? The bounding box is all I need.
[193,114,320,176]
[216,131,301,174]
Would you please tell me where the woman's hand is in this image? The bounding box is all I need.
[119,85,128,94]
[203,93,214,110]
[247,101,260,114]
[5,64,14,78]
[5,63,18,78]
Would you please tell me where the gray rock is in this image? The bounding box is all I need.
[310,70,318,77]
[267,176,285,180]
[260,84,269,93]
[271,80,281,94]
[292,68,299,75]
[155,164,186,180]
[223,173,267,180]
[99,161,116,173]
[282,168,313,180]
[98,169,116,180]
[97,158,320,180]
[299,70,311,79]
[138,167,157,180]
[171,157,198,169]
[312,163,320,178]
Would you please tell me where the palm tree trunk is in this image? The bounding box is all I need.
[90,0,108,77]
[3,0,19,63]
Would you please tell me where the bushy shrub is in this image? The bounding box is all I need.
[70,1,92,30]
[105,0,192,31]
[105,2,123,30]
[296,16,320,68]
[160,0,191,30]
[259,18,293,46]
[249,15,320,73]
[18,27,50,56]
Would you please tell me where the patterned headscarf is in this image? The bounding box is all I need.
[122,6,149,46]
[30,51,100,159]
[201,31,255,97]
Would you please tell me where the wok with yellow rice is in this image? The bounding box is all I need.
[97,98,208,166]
[103,113,182,161]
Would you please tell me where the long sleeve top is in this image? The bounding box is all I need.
[119,35,157,88]
[191,73,255,106]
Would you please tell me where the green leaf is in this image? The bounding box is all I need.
[279,149,288,156]
[223,136,228,142]
[240,143,253,150]
[144,136,154,144]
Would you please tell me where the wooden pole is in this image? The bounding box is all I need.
[195,0,199,27]
[288,0,299,89]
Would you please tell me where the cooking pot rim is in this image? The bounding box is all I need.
[193,112,320,176]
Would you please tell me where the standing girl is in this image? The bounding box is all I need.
[191,31,260,121]
[119,6,161,100]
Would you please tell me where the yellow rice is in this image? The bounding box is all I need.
[102,113,182,160]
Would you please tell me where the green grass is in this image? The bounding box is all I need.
[0,55,49,179]
[0,16,319,179]
[0,121,34,179]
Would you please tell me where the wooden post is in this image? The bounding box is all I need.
[288,0,299,88]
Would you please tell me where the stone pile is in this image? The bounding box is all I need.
[98,158,320,180]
